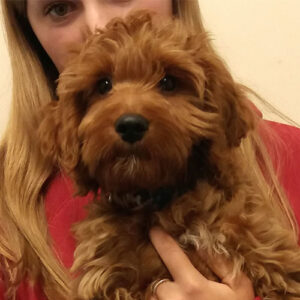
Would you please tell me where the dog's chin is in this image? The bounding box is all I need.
[92,153,185,196]
[93,154,186,211]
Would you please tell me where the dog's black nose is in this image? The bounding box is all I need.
[115,114,149,143]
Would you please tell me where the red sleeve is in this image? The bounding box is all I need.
[44,173,93,269]
[260,120,300,229]
[249,121,299,300]
[16,281,47,300]
[10,174,93,299]
[0,275,48,300]
[0,281,4,300]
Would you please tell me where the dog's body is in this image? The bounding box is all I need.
[39,12,300,300]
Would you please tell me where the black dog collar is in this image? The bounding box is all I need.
[104,186,188,212]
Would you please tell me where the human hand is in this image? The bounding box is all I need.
[148,227,256,300]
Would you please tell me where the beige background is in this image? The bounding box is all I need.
[198,0,300,124]
[0,0,300,137]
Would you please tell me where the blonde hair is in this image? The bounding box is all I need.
[0,0,297,299]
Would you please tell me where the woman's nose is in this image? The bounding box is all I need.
[84,5,106,32]
[82,1,130,33]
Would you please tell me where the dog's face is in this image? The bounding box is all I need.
[39,12,254,199]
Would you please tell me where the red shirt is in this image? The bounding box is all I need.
[1,120,300,299]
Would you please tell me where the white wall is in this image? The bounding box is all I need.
[0,1,299,137]
[198,0,300,124]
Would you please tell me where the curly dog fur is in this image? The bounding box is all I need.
[39,11,300,300]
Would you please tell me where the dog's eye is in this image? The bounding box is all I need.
[159,75,176,92]
[98,78,112,94]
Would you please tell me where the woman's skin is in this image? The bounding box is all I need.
[26,0,255,299]
[149,228,255,300]
[26,0,172,72]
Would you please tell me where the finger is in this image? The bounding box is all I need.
[147,279,174,300]
[203,252,252,290]
[149,227,207,285]
[150,281,181,300]
[202,252,234,282]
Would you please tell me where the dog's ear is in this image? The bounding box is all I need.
[38,99,81,172]
[201,55,255,147]
[210,71,255,147]
[38,97,98,195]
[185,32,256,147]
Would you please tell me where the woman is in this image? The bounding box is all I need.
[0,0,299,299]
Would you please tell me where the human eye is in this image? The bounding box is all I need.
[44,1,76,20]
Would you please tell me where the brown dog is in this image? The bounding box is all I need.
[39,11,300,300]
